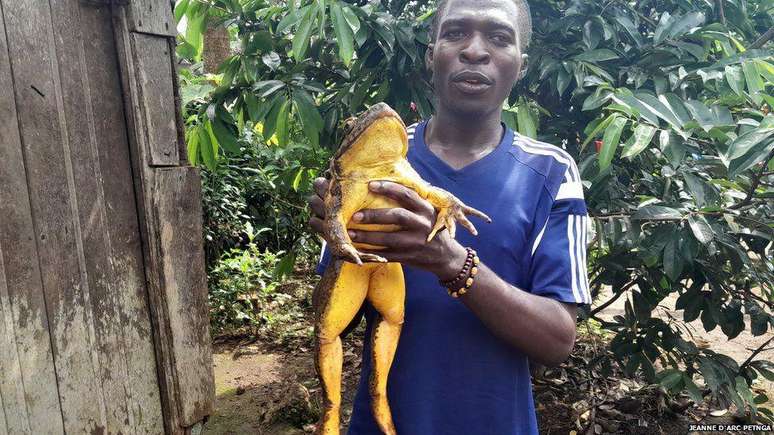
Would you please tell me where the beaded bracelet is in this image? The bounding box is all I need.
[440,247,475,288]
[441,248,479,298]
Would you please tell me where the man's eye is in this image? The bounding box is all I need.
[444,30,465,39]
[491,34,511,44]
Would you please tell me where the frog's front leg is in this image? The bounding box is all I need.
[324,179,388,265]
[387,161,492,242]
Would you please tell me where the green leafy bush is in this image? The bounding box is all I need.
[208,223,316,342]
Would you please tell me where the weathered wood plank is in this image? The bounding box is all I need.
[47,2,129,432]
[0,383,7,435]
[113,8,193,434]
[0,246,26,435]
[129,0,176,37]
[112,8,185,434]
[0,4,63,433]
[49,1,166,433]
[133,33,180,166]
[154,167,215,426]
[80,4,165,433]
[2,1,106,432]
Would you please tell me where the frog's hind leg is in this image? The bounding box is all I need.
[314,261,371,435]
[365,263,405,435]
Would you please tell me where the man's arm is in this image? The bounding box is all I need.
[435,243,577,366]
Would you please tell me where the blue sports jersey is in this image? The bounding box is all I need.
[316,120,590,434]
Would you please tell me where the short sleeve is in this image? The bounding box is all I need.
[528,168,591,305]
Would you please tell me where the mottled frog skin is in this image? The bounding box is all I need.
[312,103,489,435]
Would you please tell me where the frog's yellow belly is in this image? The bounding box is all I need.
[347,193,402,251]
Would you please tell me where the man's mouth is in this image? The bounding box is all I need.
[452,71,493,85]
[451,71,493,94]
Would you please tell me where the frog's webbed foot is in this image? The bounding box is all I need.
[427,198,492,242]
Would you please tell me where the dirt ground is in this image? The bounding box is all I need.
[201,288,772,435]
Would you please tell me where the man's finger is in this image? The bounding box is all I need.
[313,177,329,198]
[348,229,416,249]
[309,216,325,235]
[369,181,433,215]
[308,194,325,220]
[354,207,430,231]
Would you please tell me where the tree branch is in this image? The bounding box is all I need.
[716,0,726,26]
[750,27,774,49]
[590,280,636,316]
[729,147,774,210]
[738,335,774,376]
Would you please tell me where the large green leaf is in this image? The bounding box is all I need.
[581,113,615,151]
[598,116,626,170]
[742,61,764,104]
[667,11,705,40]
[725,65,745,96]
[341,5,361,35]
[198,122,217,170]
[573,49,618,62]
[635,92,684,131]
[724,125,774,177]
[663,237,684,281]
[516,100,537,139]
[582,87,613,111]
[688,215,714,244]
[683,172,718,208]
[262,94,287,140]
[174,0,190,22]
[621,124,656,159]
[186,125,199,166]
[292,90,323,146]
[274,99,291,146]
[330,1,355,65]
[683,100,716,132]
[632,206,682,220]
[212,117,240,154]
[292,5,317,62]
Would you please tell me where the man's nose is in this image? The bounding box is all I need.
[459,34,490,64]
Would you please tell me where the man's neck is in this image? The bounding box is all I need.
[424,107,504,169]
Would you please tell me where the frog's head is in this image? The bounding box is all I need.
[334,103,408,167]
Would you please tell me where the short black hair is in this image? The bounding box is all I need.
[429,0,532,51]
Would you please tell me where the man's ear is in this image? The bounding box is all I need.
[518,52,528,81]
[425,43,434,75]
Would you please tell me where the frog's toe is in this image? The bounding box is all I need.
[464,205,491,223]
[456,213,478,236]
[360,253,388,263]
[426,217,447,242]
[338,244,363,265]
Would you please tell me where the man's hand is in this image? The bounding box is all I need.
[308,177,329,236]
[347,181,468,281]
[308,177,467,279]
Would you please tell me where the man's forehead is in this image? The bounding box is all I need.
[438,0,520,30]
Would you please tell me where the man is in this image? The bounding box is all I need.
[308,0,591,433]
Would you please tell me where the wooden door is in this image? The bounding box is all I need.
[0,1,214,434]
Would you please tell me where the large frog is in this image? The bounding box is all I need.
[313,103,490,435]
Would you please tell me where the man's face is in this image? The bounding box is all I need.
[426,0,524,118]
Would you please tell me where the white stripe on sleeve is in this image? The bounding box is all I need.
[555,181,584,200]
[567,215,582,303]
[574,215,586,304]
[581,215,591,303]
[531,218,549,256]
